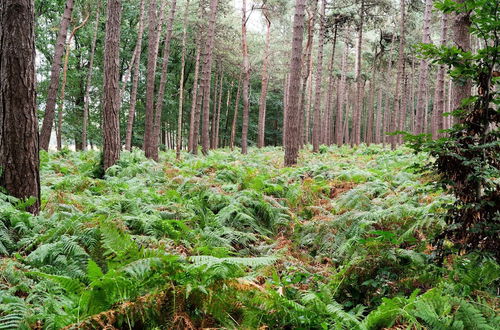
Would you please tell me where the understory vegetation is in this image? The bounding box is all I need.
[0,146,498,329]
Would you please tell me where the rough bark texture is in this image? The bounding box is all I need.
[143,0,165,157]
[0,0,40,214]
[39,0,74,150]
[450,0,471,117]
[125,0,146,151]
[240,0,251,154]
[149,0,177,161]
[210,70,219,149]
[102,0,122,170]
[282,74,289,146]
[257,11,271,148]
[200,0,219,155]
[375,86,383,143]
[324,29,337,145]
[431,13,448,138]
[82,5,101,151]
[188,32,202,154]
[390,0,406,149]
[312,0,326,152]
[214,71,224,149]
[415,0,432,134]
[284,0,306,166]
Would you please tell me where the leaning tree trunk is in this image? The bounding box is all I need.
[450,0,471,119]
[102,0,122,170]
[0,0,40,214]
[125,0,146,151]
[143,0,166,158]
[431,13,448,138]
[415,0,433,134]
[149,0,177,161]
[284,0,307,166]
[82,5,101,151]
[390,0,406,149]
[257,11,271,148]
[240,0,251,154]
[56,14,89,151]
[200,0,219,155]
[39,0,74,150]
[312,0,326,152]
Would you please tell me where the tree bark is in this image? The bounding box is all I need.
[215,70,224,149]
[82,5,101,151]
[200,0,219,155]
[143,0,166,157]
[390,0,406,149]
[415,0,432,134]
[353,0,364,146]
[257,11,271,148]
[176,0,190,159]
[431,13,448,138]
[284,0,306,166]
[375,86,383,143]
[102,0,122,170]
[149,0,177,161]
[40,0,74,151]
[240,0,251,154]
[312,0,326,152]
[188,30,203,154]
[324,27,337,145]
[336,45,348,146]
[125,0,146,151]
[0,0,40,214]
[222,81,234,147]
[230,76,242,150]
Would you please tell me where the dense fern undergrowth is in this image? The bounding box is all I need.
[0,145,498,329]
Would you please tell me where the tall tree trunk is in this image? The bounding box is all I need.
[149,0,177,160]
[102,0,122,170]
[284,0,307,166]
[143,0,166,157]
[312,0,326,152]
[450,0,471,118]
[257,11,271,148]
[125,0,146,151]
[215,70,224,149]
[0,0,40,214]
[282,73,289,146]
[230,76,241,150]
[200,0,219,155]
[240,0,251,154]
[391,0,406,149]
[431,13,448,138]
[176,0,190,159]
[375,86,383,143]
[383,34,396,147]
[56,14,90,151]
[82,5,101,151]
[336,45,348,146]
[188,32,203,153]
[353,0,364,146]
[39,0,74,151]
[366,68,376,145]
[324,27,337,145]
[222,81,234,147]
[415,0,433,134]
[210,69,219,149]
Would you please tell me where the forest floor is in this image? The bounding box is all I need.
[0,146,498,329]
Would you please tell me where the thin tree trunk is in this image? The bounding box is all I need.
[0,0,40,214]
[284,0,307,166]
[149,0,177,160]
[257,11,271,148]
[125,0,146,151]
[375,86,383,143]
[102,0,122,170]
[56,14,89,151]
[40,0,74,150]
[230,76,242,150]
[390,0,406,149]
[215,70,224,149]
[324,27,337,145]
[312,0,326,152]
[188,30,203,153]
[282,73,289,146]
[200,0,219,155]
[240,0,251,154]
[431,13,448,138]
[143,0,166,156]
[336,45,348,146]
[82,5,101,151]
[223,81,234,147]
[366,68,376,145]
[353,0,364,146]
[211,69,220,149]
[176,0,190,159]
[415,0,433,134]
